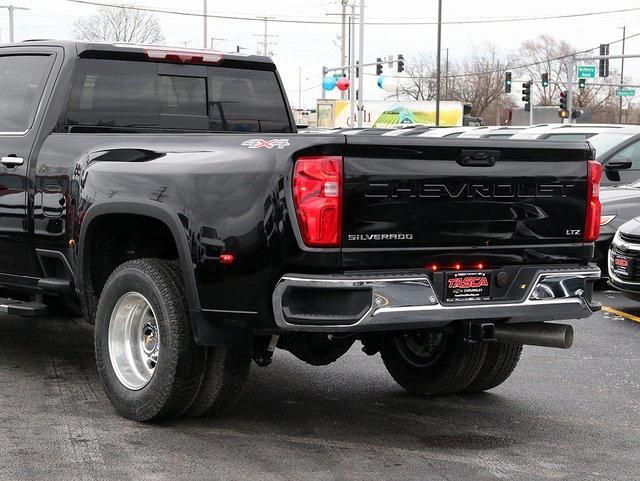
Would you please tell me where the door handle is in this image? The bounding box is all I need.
[1,156,24,167]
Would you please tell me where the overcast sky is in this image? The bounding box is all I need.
[7,0,640,108]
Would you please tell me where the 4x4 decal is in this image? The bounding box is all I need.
[241,139,291,150]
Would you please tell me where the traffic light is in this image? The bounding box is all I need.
[578,78,586,89]
[505,71,512,93]
[522,81,531,102]
[559,90,569,118]
[397,54,404,73]
[376,58,383,76]
[599,43,610,78]
[559,91,568,109]
[355,61,359,78]
[542,72,549,88]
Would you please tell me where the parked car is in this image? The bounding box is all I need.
[0,40,601,423]
[608,218,640,300]
[597,180,640,272]
[512,126,640,186]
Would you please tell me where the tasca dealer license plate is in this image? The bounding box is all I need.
[445,271,491,303]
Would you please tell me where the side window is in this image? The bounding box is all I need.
[608,141,640,169]
[0,54,51,132]
[65,60,208,131]
[207,67,292,132]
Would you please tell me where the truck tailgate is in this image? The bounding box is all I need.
[342,138,593,253]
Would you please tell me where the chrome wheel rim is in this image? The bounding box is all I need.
[108,292,160,390]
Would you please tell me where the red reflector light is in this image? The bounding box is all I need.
[293,156,343,247]
[219,253,235,264]
[584,160,602,242]
[144,48,224,65]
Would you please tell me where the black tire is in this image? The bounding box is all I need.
[463,342,523,393]
[184,343,252,418]
[380,331,488,396]
[94,258,206,422]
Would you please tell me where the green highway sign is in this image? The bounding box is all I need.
[616,88,636,97]
[577,65,596,79]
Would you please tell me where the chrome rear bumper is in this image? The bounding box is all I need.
[272,266,601,332]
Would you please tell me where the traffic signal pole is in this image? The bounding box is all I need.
[357,0,365,127]
[349,3,356,127]
[530,94,534,126]
[566,56,575,124]
[568,51,640,124]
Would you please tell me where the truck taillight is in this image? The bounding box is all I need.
[292,156,343,247]
[584,160,602,242]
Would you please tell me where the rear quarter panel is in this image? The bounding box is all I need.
[34,133,344,329]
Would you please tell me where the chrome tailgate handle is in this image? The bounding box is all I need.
[1,156,24,167]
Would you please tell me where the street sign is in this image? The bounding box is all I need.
[577,66,596,79]
[616,88,635,97]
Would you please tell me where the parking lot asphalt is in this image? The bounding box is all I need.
[0,290,637,481]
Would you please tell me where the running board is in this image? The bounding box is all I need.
[0,298,48,317]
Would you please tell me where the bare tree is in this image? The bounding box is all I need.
[397,53,438,101]
[518,34,621,116]
[448,44,515,117]
[74,5,164,44]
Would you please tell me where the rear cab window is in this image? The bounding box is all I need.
[0,54,52,132]
[65,58,293,133]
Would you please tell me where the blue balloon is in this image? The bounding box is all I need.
[322,76,337,91]
[377,75,385,89]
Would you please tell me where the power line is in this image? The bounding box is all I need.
[370,31,640,81]
[63,1,640,26]
[253,16,277,56]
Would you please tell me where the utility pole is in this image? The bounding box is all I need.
[619,26,626,124]
[435,0,442,126]
[349,3,356,127]
[203,0,207,49]
[327,2,351,100]
[340,0,348,99]
[255,17,277,56]
[444,48,449,100]
[298,66,302,109]
[566,55,575,124]
[0,5,29,43]
[357,0,365,127]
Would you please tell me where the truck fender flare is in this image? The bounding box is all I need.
[78,200,200,311]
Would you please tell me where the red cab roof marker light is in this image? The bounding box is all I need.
[144,48,224,65]
[219,253,235,265]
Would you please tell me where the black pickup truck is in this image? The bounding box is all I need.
[0,40,601,422]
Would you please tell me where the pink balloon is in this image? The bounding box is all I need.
[336,77,351,91]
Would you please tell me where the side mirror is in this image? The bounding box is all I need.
[606,158,633,171]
